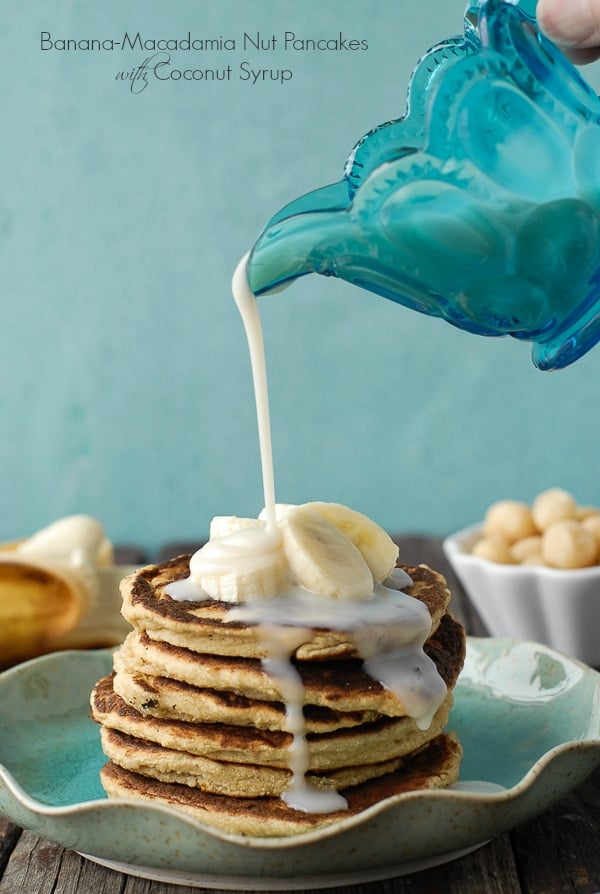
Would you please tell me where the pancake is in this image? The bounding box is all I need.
[112,667,379,732]
[120,556,451,661]
[99,732,463,837]
[94,550,465,834]
[114,611,465,718]
[91,673,454,771]
[100,726,410,798]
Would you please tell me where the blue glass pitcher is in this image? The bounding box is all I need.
[247,0,600,370]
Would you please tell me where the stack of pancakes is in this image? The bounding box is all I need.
[91,555,466,837]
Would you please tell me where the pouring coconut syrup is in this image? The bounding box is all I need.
[167,253,447,813]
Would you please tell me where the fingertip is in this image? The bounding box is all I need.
[536,0,600,49]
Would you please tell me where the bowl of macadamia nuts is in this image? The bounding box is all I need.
[443,489,600,666]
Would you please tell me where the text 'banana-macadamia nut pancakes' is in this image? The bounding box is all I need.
[91,257,465,837]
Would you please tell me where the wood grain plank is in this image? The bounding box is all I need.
[54,851,128,894]
[510,768,600,894]
[0,836,129,894]
[114,545,147,566]
[0,827,524,894]
[0,829,65,894]
[390,534,488,635]
[0,818,20,879]
[355,836,522,894]
[122,874,217,893]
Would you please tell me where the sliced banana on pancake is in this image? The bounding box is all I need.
[259,501,398,583]
[280,505,374,600]
[194,503,395,602]
[303,502,399,583]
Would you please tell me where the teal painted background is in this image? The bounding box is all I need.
[3,1,600,552]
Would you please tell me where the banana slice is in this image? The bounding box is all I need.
[303,502,399,582]
[189,527,289,602]
[280,505,374,601]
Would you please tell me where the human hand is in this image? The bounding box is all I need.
[537,0,600,63]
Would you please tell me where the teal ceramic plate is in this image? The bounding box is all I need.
[0,638,599,890]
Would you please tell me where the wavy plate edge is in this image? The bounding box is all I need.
[0,639,599,877]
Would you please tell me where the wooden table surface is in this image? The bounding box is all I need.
[1,536,599,894]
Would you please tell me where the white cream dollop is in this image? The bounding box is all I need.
[186,524,288,603]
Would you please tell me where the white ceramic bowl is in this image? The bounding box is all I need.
[443,524,600,667]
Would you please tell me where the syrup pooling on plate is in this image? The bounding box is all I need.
[165,254,447,812]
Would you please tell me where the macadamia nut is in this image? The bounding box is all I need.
[471,489,600,568]
[582,513,600,543]
[472,536,515,564]
[541,520,598,569]
[520,551,545,566]
[510,535,542,563]
[484,500,536,544]
[532,488,577,532]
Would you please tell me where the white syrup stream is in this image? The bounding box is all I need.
[168,254,448,814]
[231,252,347,812]
[232,253,277,532]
